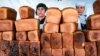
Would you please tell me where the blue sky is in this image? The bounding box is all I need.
[0,0,95,19]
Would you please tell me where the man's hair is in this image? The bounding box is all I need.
[36,3,47,15]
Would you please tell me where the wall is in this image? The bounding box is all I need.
[0,0,95,19]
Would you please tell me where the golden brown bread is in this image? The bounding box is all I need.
[63,48,74,56]
[85,42,97,56]
[62,7,78,23]
[2,31,14,41]
[15,19,39,31]
[9,41,19,56]
[0,7,17,20]
[28,30,39,41]
[74,31,85,48]
[41,33,51,48]
[16,31,27,41]
[75,48,85,56]
[19,6,34,19]
[46,7,61,24]
[0,40,10,56]
[51,33,62,49]
[95,0,100,2]
[62,33,73,49]
[30,41,40,56]
[43,23,59,33]
[52,49,62,56]
[41,48,51,56]
[0,20,14,31]
[60,23,77,33]
[87,14,100,30]
[85,30,100,41]
[93,1,100,14]
[96,41,100,56]
[19,41,29,56]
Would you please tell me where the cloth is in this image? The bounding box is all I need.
[37,17,46,30]
[77,14,87,30]
[40,18,45,30]
[76,2,85,7]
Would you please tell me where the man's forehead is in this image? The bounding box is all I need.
[38,7,45,9]
[76,6,85,7]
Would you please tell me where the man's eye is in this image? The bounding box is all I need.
[80,7,84,9]
[76,7,84,9]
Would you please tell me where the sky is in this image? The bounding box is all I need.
[0,0,95,19]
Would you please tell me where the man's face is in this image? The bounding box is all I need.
[76,6,85,14]
[37,7,46,17]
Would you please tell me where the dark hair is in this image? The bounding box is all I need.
[36,3,47,15]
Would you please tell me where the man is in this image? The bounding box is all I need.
[76,2,87,30]
[36,3,47,31]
